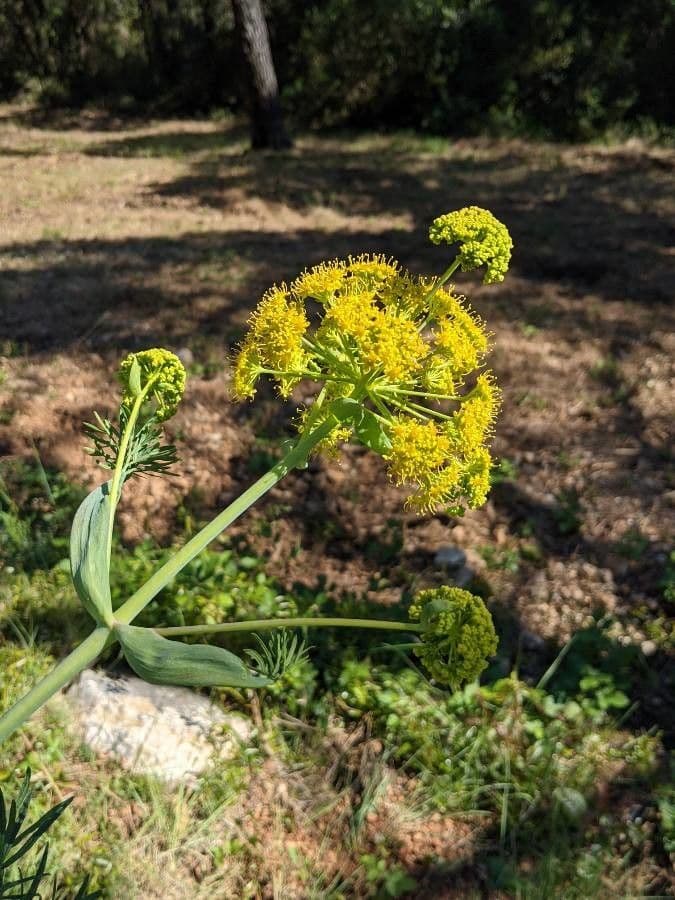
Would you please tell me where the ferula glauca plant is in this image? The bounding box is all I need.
[0,207,512,745]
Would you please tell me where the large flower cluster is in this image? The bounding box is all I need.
[232,209,510,516]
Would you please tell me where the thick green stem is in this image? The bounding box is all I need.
[154,617,424,638]
[113,417,336,626]
[106,378,157,566]
[426,257,461,305]
[0,629,111,746]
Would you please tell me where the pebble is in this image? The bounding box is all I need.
[176,347,194,367]
[434,545,467,569]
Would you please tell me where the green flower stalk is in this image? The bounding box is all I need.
[0,208,512,746]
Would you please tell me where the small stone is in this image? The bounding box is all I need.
[176,347,194,368]
[641,640,658,657]
[66,669,251,785]
[530,571,549,602]
[434,545,467,569]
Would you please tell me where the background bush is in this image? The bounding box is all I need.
[0,0,673,139]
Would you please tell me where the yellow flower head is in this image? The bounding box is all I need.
[359,309,429,381]
[231,338,262,400]
[405,462,463,515]
[231,208,509,514]
[452,373,501,450]
[387,417,449,484]
[461,446,493,508]
[429,207,513,284]
[245,286,310,397]
[292,261,347,302]
[322,288,378,342]
[119,348,186,421]
[347,254,400,289]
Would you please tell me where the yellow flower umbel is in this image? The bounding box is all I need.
[233,286,310,399]
[232,208,511,516]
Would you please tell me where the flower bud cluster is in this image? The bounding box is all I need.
[429,206,513,284]
[119,348,186,421]
[409,586,498,688]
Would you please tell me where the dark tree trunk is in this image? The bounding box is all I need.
[230,0,291,149]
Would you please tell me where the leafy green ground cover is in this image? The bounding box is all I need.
[0,459,673,897]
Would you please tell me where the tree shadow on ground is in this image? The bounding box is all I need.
[134,137,675,304]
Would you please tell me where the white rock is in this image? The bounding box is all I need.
[66,669,252,785]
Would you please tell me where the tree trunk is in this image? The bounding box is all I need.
[230,0,291,149]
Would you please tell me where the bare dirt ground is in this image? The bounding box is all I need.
[0,106,673,700]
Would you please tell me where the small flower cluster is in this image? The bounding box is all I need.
[409,586,498,688]
[429,206,513,284]
[119,348,186,421]
[232,208,511,515]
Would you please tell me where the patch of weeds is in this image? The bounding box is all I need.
[334,662,659,842]
[359,852,417,898]
[552,489,583,536]
[515,391,548,410]
[0,646,54,755]
[0,565,92,652]
[40,227,65,241]
[0,769,100,899]
[480,545,521,573]
[364,520,403,565]
[0,459,85,572]
[245,435,287,477]
[590,356,632,404]
[556,450,582,471]
[615,527,650,560]
[491,456,519,484]
[660,549,675,604]
[0,341,24,359]
[254,501,293,538]
[519,541,543,562]
[656,756,675,861]
[0,405,15,425]
[590,356,621,385]
[114,541,298,633]
[519,322,540,338]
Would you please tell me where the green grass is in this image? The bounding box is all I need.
[0,459,673,897]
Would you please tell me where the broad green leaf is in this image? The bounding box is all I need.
[116,625,272,689]
[353,407,392,454]
[330,397,362,423]
[70,482,113,625]
[330,399,392,454]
